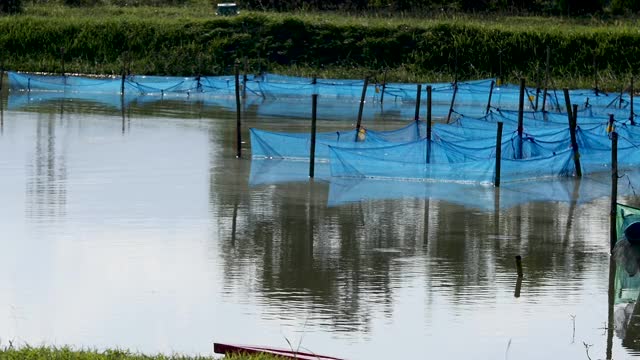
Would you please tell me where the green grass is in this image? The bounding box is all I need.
[0,345,281,360]
[2,1,640,90]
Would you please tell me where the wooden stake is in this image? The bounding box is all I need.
[426,85,432,164]
[570,104,582,177]
[630,76,635,125]
[514,276,522,298]
[309,94,318,178]
[486,80,495,115]
[542,47,550,112]
[60,47,65,78]
[235,65,242,158]
[414,84,422,121]
[242,57,248,99]
[0,58,4,93]
[610,126,618,252]
[355,76,369,141]
[594,53,599,96]
[515,255,523,277]
[563,88,573,124]
[121,69,126,96]
[380,69,387,104]
[494,121,503,187]
[517,78,525,159]
[446,81,458,124]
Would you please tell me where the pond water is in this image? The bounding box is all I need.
[0,88,639,360]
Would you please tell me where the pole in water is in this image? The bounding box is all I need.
[594,52,599,96]
[242,56,248,99]
[542,46,551,112]
[426,85,432,164]
[570,104,582,177]
[309,94,318,178]
[380,69,387,105]
[446,81,458,124]
[515,255,523,277]
[60,47,65,78]
[414,84,422,121]
[494,122,503,187]
[234,64,242,158]
[121,68,126,96]
[0,58,4,93]
[563,88,573,124]
[517,78,525,160]
[630,76,635,125]
[486,80,495,115]
[610,126,618,252]
[355,76,369,141]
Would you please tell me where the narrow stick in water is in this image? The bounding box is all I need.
[610,127,618,251]
[542,47,550,112]
[414,84,422,121]
[486,80,495,115]
[494,122,503,187]
[426,85,432,164]
[517,78,525,159]
[563,88,573,124]
[446,81,458,124]
[235,65,242,158]
[355,76,369,141]
[309,94,318,178]
[60,47,65,78]
[415,84,422,139]
[242,57,248,98]
[570,104,582,177]
[630,76,635,125]
[515,255,523,277]
[380,69,387,105]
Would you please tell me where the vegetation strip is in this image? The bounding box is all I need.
[1,2,640,90]
[0,346,282,360]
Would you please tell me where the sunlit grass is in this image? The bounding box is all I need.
[2,2,640,90]
[0,345,282,360]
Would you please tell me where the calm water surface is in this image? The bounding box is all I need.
[1,91,639,360]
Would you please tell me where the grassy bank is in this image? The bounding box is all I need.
[1,1,640,89]
[0,345,280,360]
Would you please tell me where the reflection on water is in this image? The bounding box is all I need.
[1,91,640,359]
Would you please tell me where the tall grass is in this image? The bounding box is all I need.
[1,3,640,90]
[0,345,281,360]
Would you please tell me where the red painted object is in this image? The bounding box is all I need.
[213,342,344,360]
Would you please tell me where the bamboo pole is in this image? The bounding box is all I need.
[630,76,635,125]
[235,65,242,158]
[60,47,65,78]
[0,58,4,93]
[380,69,387,104]
[355,76,369,141]
[242,57,248,99]
[542,47,550,112]
[517,78,525,160]
[446,81,458,124]
[563,88,573,125]
[426,85,432,164]
[515,255,523,277]
[414,84,422,121]
[309,94,318,178]
[486,80,495,115]
[570,104,582,177]
[494,122,503,187]
[610,126,618,252]
[594,53,599,96]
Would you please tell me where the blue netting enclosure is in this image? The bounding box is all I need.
[9,71,640,123]
[250,121,426,160]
